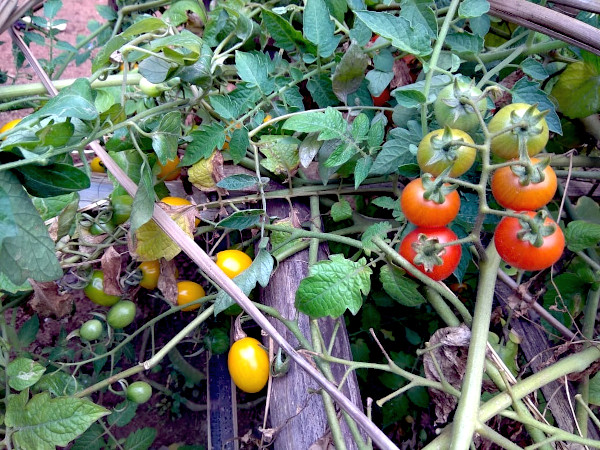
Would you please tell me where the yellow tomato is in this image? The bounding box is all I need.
[176,280,206,311]
[215,249,252,279]
[157,156,181,181]
[90,156,106,173]
[0,118,21,136]
[160,196,199,226]
[228,337,269,393]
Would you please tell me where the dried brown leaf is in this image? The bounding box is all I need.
[29,280,73,318]
[390,59,413,89]
[158,258,178,304]
[100,246,122,296]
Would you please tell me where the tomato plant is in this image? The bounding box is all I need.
[176,281,205,311]
[416,128,476,177]
[434,80,487,132]
[126,381,152,404]
[488,103,549,160]
[107,301,137,329]
[494,211,564,271]
[215,250,253,279]
[79,319,103,341]
[84,270,121,306]
[491,159,557,210]
[228,337,269,393]
[399,227,462,281]
[401,178,460,227]
[90,156,106,173]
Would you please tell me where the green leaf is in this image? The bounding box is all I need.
[129,165,155,233]
[354,11,432,57]
[7,358,46,391]
[259,135,300,175]
[445,31,483,55]
[589,371,600,406]
[31,192,77,221]
[44,0,61,19]
[123,17,167,37]
[303,0,341,58]
[37,121,74,147]
[326,0,348,22]
[0,273,31,294]
[0,171,63,285]
[163,0,207,26]
[262,10,305,52]
[26,79,97,122]
[151,111,181,165]
[138,56,172,83]
[282,107,346,141]
[228,127,249,164]
[367,118,385,148]
[178,45,212,87]
[512,78,562,134]
[124,427,157,450]
[33,371,79,397]
[370,137,416,175]
[323,143,356,167]
[181,124,225,166]
[92,35,128,73]
[520,58,549,81]
[458,0,490,18]
[295,254,372,318]
[573,197,600,224]
[216,174,258,190]
[380,264,425,307]
[307,74,340,108]
[361,222,392,254]
[372,196,398,210]
[331,200,353,222]
[71,424,106,450]
[209,84,260,119]
[400,0,437,38]
[17,163,90,198]
[107,400,137,427]
[95,4,116,20]
[55,192,79,241]
[6,391,107,449]
[551,61,600,119]
[17,315,39,348]
[354,156,372,188]
[217,209,264,230]
[332,42,369,102]
[366,70,394,97]
[214,248,274,314]
[391,74,450,104]
[235,51,274,94]
[565,220,600,252]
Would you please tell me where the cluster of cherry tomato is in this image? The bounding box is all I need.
[487,104,564,271]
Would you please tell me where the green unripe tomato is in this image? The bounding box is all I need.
[434,80,487,132]
[84,270,121,307]
[139,77,166,97]
[79,319,103,341]
[89,220,116,235]
[111,195,133,225]
[126,381,152,404]
[107,300,136,329]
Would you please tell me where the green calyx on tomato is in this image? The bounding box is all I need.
[491,158,557,211]
[111,194,133,225]
[401,175,460,228]
[434,79,487,132]
[399,227,461,281]
[228,337,269,393]
[488,103,549,160]
[79,319,103,341]
[417,127,476,178]
[84,270,121,306]
[215,249,253,279]
[107,300,137,329]
[126,381,152,404]
[494,211,564,271]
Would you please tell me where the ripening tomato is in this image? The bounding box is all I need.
[228,337,269,393]
[372,87,391,107]
[156,156,181,181]
[491,159,557,210]
[417,128,476,177]
[216,249,253,279]
[84,270,121,306]
[401,178,460,227]
[434,80,487,132]
[399,227,462,281]
[160,196,199,226]
[138,260,160,290]
[176,281,206,311]
[494,211,564,271]
[488,103,549,160]
[90,157,106,173]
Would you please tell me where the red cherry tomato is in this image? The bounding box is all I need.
[494,211,564,271]
[372,87,391,107]
[491,159,557,211]
[401,178,460,227]
[399,227,462,281]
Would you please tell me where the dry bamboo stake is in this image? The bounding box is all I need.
[8,24,399,450]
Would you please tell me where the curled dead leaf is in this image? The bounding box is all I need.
[157,259,179,304]
[100,246,122,296]
[29,280,73,318]
[188,151,226,193]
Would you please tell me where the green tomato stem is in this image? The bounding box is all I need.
[449,242,501,450]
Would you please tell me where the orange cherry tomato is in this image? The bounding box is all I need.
[215,249,252,279]
[176,281,206,311]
